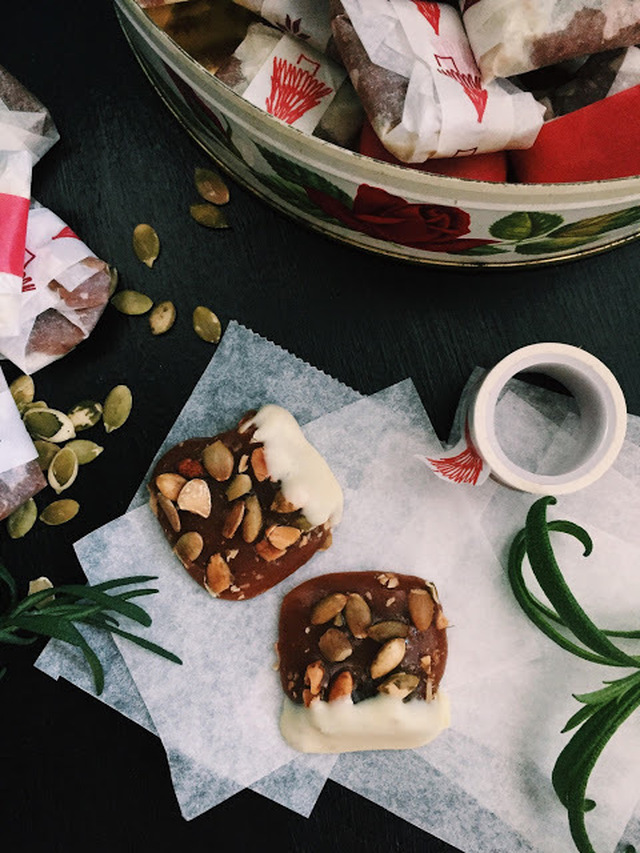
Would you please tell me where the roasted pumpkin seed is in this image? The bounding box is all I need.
[149,300,176,335]
[34,439,60,471]
[111,290,153,315]
[195,167,230,205]
[133,223,160,268]
[65,439,104,465]
[68,400,103,431]
[190,202,229,230]
[23,408,76,443]
[48,447,79,494]
[9,374,35,409]
[40,499,80,526]
[7,498,38,539]
[103,385,132,433]
[193,306,222,343]
[21,400,48,415]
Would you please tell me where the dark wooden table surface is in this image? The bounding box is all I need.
[2,2,640,851]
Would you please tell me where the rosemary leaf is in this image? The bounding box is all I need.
[508,532,619,666]
[0,562,18,611]
[522,498,639,667]
[83,617,182,664]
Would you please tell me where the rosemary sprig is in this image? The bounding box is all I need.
[0,562,181,694]
[508,496,640,853]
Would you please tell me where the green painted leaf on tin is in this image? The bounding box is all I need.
[547,206,640,239]
[256,145,353,210]
[455,244,509,255]
[489,212,536,241]
[514,237,596,255]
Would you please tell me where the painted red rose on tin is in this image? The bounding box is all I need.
[305,184,495,253]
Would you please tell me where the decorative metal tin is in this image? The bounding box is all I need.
[115,0,640,267]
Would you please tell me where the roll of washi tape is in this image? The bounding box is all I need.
[467,343,627,494]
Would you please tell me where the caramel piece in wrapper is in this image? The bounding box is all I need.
[459,0,640,82]
[330,0,543,164]
[215,22,363,149]
[0,205,111,374]
[0,64,59,164]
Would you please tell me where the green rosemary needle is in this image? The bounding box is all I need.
[508,496,640,853]
[0,561,181,694]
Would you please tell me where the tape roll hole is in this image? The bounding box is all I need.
[490,366,615,480]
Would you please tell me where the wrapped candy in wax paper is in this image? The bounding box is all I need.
[232,0,335,54]
[0,203,112,374]
[215,22,363,148]
[0,150,30,339]
[0,65,59,167]
[358,117,508,182]
[329,0,544,164]
[0,66,59,338]
[0,366,46,520]
[460,0,640,82]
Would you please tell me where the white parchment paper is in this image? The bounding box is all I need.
[35,329,640,851]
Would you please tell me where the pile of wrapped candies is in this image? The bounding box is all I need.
[140,0,640,183]
[0,67,112,520]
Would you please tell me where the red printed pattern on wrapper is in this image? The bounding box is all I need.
[410,1,440,34]
[22,248,36,293]
[266,54,333,124]
[424,423,488,486]
[0,193,30,277]
[435,56,487,122]
[52,225,80,241]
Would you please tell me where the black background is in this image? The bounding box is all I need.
[1,2,639,851]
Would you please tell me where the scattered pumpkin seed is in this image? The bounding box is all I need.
[34,439,61,471]
[133,223,160,268]
[40,499,79,526]
[48,446,79,494]
[107,265,119,297]
[23,408,76,443]
[149,300,176,335]
[9,374,35,409]
[28,576,55,605]
[103,385,132,433]
[193,306,222,343]
[190,203,229,230]
[65,439,104,465]
[6,498,38,539]
[111,289,153,315]
[21,400,48,415]
[67,400,103,431]
[195,167,230,205]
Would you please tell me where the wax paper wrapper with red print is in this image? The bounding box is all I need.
[329,0,544,164]
[215,21,363,148]
[0,366,46,520]
[0,204,111,374]
[460,0,640,82]
[232,0,335,54]
[0,66,59,339]
[510,46,640,183]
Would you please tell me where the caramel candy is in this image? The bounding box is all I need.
[149,405,342,600]
[277,571,450,753]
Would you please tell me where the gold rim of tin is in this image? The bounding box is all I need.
[115,0,640,269]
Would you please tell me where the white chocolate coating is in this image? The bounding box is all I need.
[248,405,343,527]
[279,691,450,754]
